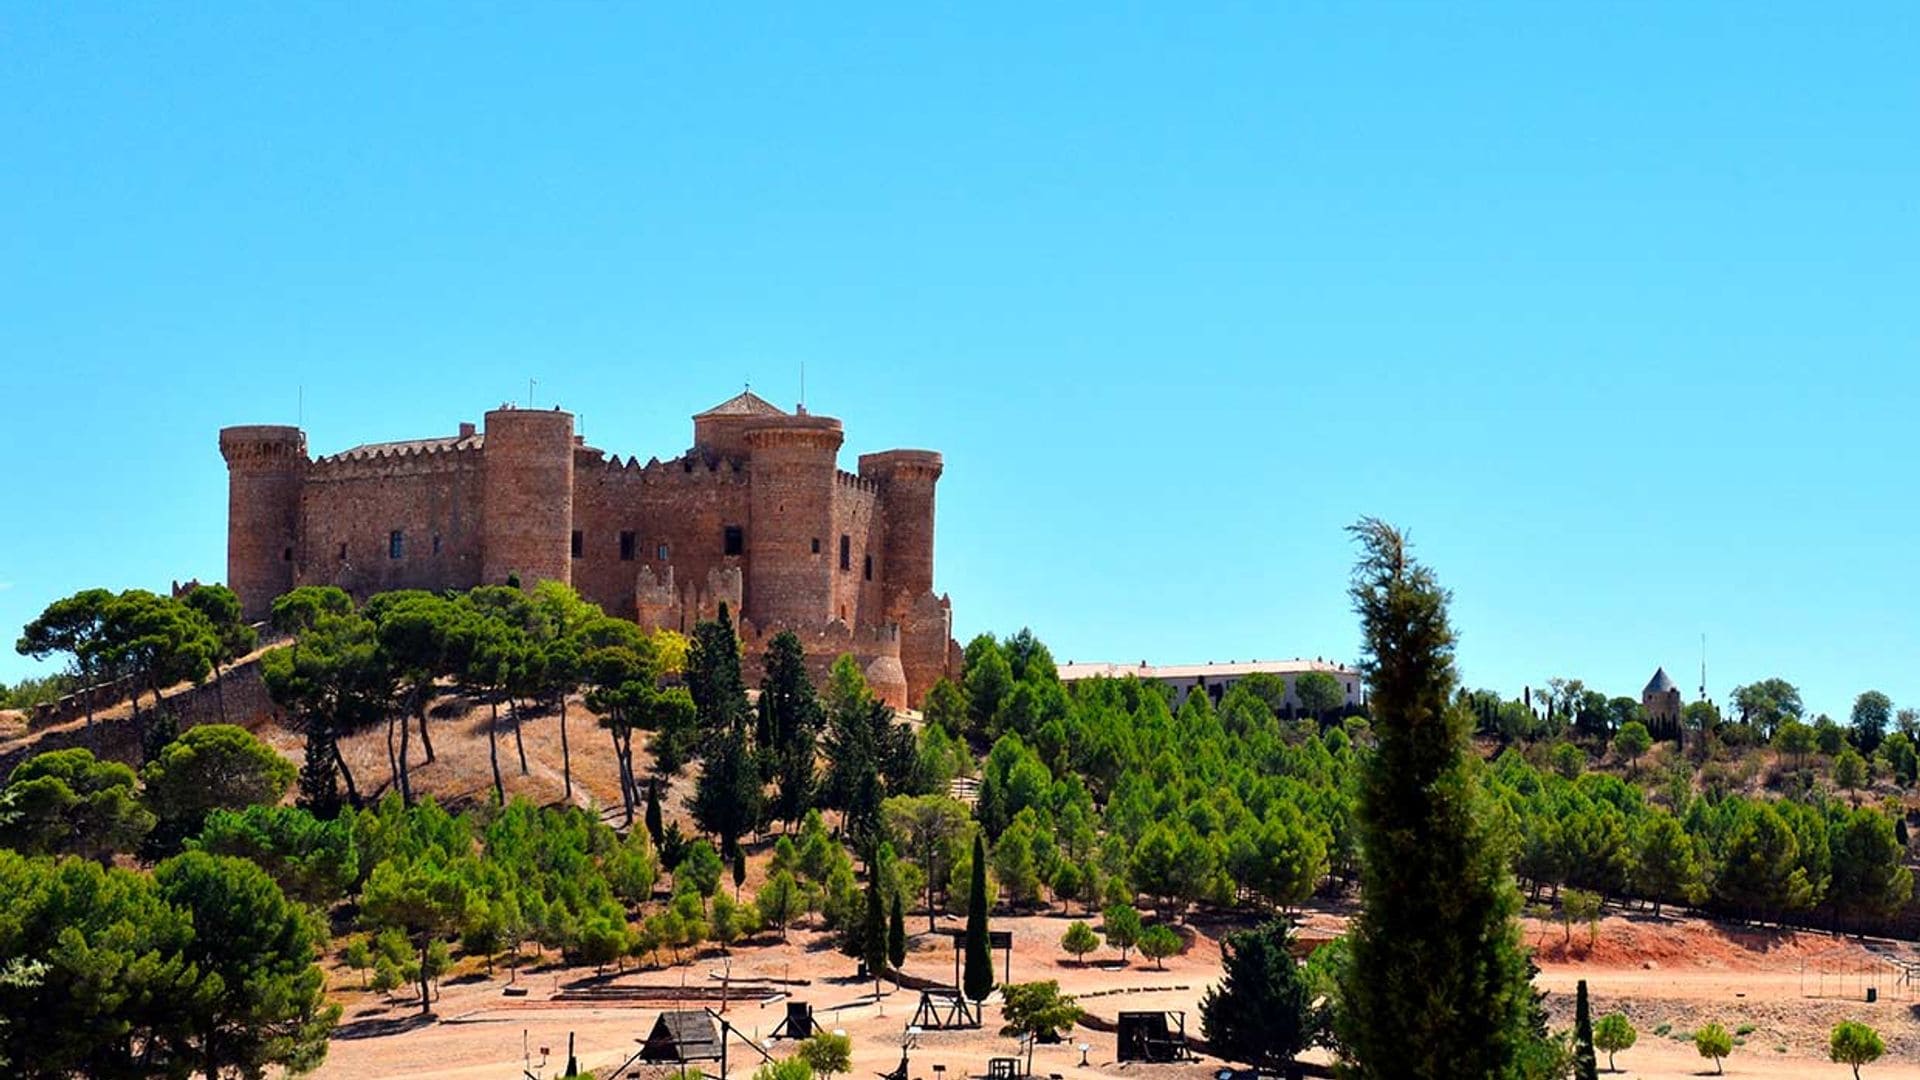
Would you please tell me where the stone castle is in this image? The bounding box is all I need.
[220,390,954,707]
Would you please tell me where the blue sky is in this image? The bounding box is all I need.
[3,4,1916,719]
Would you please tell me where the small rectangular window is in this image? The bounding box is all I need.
[337,542,348,561]
[811,537,822,555]
[619,531,636,561]
[432,534,442,555]
[282,546,293,562]
[839,535,851,571]
[657,542,670,561]
[389,530,404,560]
[571,530,583,559]
[723,525,744,557]
[863,554,873,581]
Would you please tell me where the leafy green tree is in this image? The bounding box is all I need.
[1138,924,1181,969]
[1102,903,1142,962]
[882,794,973,931]
[360,851,477,1013]
[1834,749,1868,803]
[1294,671,1345,724]
[0,747,154,861]
[105,589,221,735]
[1198,919,1319,1071]
[1549,741,1586,779]
[822,655,919,847]
[1829,1020,1884,1078]
[1561,889,1602,947]
[1632,811,1701,916]
[1827,807,1914,922]
[998,981,1083,1075]
[1711,801,1813,918]
[370,591,462,802]
[190,803,360,907]
[762,631,826,828]
[1061,921,1098,962]
[1878,731,1918,786]
[963,635,1014,739]
[798,1031,853,1080]
[677,840,726,905]
[1592,1013,1635,1072]
[1611,722,1652,769]
[693,725,763,857]
[1572,980,1597,1080]
[1693,1022,1732,1074]
[757,870,803,940]
[645,777,665,842]
[1773,720,1817,771]
[686,604,751,743]
[154,850,340,1077]
[963,831,993,1002]
[15,587,117,735]
[1730,679,1802,738]
[1336,519,1534,1079]
[1850,691,1893,755]
[141,723,297,852]
[756,1057,815,1080]
[181,583,258,727]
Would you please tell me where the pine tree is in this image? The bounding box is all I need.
[963,832,993,1002]
[1198,920,1316,1073]
[296,729,343,819]
[1573,980,1598,1080]
[1335,519,1534,1078]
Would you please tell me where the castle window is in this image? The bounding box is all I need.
[657,542,670,561]
[811,538,821,555]
[389,530,404,560]
[571,530,583,559]
[863,554,873,581]
[282,546,292,562]
[723,525,744,557]
[619,531,636,561]
[839,535,851,571]
[337,542,347,562]
[432,534,442,555]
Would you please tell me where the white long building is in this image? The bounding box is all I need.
[1055,658,1366,713]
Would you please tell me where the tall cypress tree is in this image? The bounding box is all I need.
[644,778,664,845]
[1335,519,1534,1078]
[963,832,993,1002]
[888,891,908,972]
[1573,980,1598,1080]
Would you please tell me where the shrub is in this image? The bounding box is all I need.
[1694,1023,1732,1074]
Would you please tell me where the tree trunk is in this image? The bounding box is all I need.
[417,938,433,1014]
[610,725,634,824]
[386,715,400,792]
[487,698,505,804]
[927,840,939,934]
[559,696,573,802]
[510,696,529,775]
[333,741,362,808]
[416,699,436,763]
[396,709,414,806]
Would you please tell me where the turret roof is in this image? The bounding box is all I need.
[1644,667,1677,695]
[695,389,785,418]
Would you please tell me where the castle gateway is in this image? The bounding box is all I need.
[220,391,954,707]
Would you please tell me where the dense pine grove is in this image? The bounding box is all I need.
[3,546,1917,1076]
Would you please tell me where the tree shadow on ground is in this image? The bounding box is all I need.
[333,1012,438,1040]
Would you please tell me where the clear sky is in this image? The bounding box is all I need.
[3,4,1916,719]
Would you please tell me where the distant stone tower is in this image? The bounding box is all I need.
[744,413,844,628]
[1643,667,1683,738]
[218,425,308,621]
[481,406,575,589]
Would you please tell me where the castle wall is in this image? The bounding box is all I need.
[571,451,752,627]
[482,408,575,589]
[745,418,843,630]
[300,446,486,598]
[829,471,886,627]
[220,426,307,621]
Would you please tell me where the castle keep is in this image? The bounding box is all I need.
[220,391,954,707]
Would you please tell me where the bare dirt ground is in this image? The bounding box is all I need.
[310,906,1920,1080]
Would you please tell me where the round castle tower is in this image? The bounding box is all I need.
[745,413,844,629]
[481,406,575,590]
[219,425,308,621]
[858,449,943,611]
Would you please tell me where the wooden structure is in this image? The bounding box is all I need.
[911,988,980,1030]
[1115,1011,1195,1064]
[876,1049,910,1080]
[771,1001,817,1040]
[987,1057,1021,1080]
[641,1011,723,1064]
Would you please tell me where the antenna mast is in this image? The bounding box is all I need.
[1699,632,1707,702]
